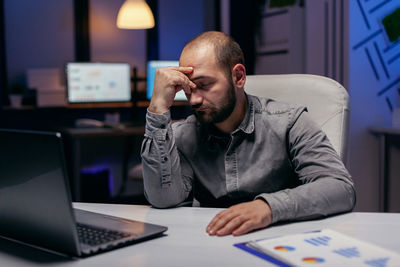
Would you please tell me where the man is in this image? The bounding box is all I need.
[141,31,356,236]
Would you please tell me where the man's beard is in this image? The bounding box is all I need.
[193,80,236,124]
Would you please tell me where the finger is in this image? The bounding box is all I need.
[206,212,225,235]
[188,80,196,88]
[207,213,240,236]
[232,221,256,236]
[206,209,232,230]
[206,210,237,235]
[181,85,192,95]
[216,216,247,236]
[174,78,194,95]
[170,67,196,88]
[178,74,196,89]
[174,72,196,89]
[170,66,194,74]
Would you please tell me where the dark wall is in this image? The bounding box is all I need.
[230,0,265,75]
[4,0,74,86]
[0,0,210,129]
[0,0,7,107]
[74,0,90,61]
[158,0,205,60]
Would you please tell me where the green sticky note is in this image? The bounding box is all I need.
[382,8,400,43]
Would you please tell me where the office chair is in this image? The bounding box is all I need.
[245,74,349,163]
[128,74,349,206]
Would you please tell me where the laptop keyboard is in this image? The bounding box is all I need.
[76,223,131,246]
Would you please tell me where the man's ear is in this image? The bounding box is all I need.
[232,64,246,88]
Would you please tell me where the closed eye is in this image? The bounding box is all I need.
[191,76,216,90]
[196,82,213,90]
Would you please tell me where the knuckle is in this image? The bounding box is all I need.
[233,216,244,224]
[215,212,224,219]
[178,76,186,83]
[217,217,228,226]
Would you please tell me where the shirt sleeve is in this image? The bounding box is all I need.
[141,109,193,208]
[256,110,356,224]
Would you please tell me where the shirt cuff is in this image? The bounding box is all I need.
[145,109,171,138]
[256,191,293,224]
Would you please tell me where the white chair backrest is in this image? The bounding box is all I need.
[245,74,349,162]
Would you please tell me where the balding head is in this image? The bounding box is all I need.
[181,31,245,78]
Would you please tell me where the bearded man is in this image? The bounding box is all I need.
[141,31,355,236]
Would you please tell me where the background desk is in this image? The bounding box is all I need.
[62,127,145,201]
[1,203,399,266]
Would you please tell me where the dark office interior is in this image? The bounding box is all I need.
[0,0,400,212]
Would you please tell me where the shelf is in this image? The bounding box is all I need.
[66,102,133,109]
[136,100,189,108]
[1,100,190,111]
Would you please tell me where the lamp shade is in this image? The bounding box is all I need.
[117,0,155,29]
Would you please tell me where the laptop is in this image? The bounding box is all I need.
[0,129,167,257]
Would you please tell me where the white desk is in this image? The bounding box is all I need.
[1,203,399,266]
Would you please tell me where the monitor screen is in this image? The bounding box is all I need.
[66,62,131,104]
[146,61,187,101]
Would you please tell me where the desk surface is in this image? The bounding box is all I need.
[1,203,399,266]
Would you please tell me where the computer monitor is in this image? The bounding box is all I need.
[146,61,187,101]
[66,62,131,107]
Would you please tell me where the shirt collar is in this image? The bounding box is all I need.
[234,93,255,135]
[199,93,257,141]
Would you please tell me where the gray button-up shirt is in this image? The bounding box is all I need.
[141,94,355,224]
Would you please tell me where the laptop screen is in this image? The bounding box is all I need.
[0,129,81,255]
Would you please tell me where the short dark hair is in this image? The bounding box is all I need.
[183,31,245,77]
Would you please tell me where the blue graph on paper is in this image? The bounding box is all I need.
[365,257,389,267]
[304,236,331,246]
[333,247,361,258]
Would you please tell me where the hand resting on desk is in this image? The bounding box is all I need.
[206,199,272,236]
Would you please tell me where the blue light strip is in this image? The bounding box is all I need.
[80,165,114,196]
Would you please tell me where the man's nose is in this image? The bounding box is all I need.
[189,90,203,106]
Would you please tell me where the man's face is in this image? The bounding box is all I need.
[179,44,237,124]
